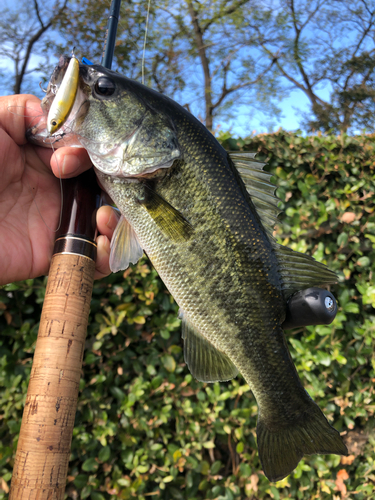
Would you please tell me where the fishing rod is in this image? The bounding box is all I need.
[9,2,122,498]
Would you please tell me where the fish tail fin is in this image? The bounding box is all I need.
[257,403,348,482]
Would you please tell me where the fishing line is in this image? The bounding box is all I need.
[142,0,152,85]
[101,0,152,81]
[26,139,64,233]
[7,105,44,123]
[49,140,63,233]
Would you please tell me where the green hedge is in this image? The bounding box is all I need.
[1,131,375,499]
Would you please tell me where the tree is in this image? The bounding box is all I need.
[55,0,154,79]
[53,0,283,132]
[0,0,293,132]
[258,0,375,133]
[0,0,68,94]
[3,0,374,133]
[158,0,280,131]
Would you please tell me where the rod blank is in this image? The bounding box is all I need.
[101,0,122,69]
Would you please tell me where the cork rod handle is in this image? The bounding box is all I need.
[9,253,95,499]
[9,170,101,499]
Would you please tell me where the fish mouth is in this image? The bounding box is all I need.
[26,60,66,146]
[26,56,90,149]
[26,107,87,150]
[26,113,83,149]
[26,115,51,147]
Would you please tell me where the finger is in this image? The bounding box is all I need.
[94,234,111,279]
[0,95,43,145]
[96,205,119,240]
[51,147,92,178]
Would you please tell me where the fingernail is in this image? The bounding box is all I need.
[61,154,81,176]
[107,209,120,230]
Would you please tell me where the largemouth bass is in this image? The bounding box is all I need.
[28,56,348,481]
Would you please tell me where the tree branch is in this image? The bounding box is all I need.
[343,9,375,90]
[202,0,252,32]
[34,0,45,28]
[15,23,52,93]
[187,0,213,129]
[14,0,68,93]
[288,0,323,107]
[212,56,277,110]
[261,42,328,106]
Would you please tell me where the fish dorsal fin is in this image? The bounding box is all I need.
[229,152,280,236]
[275,244,338,300]
[109,215,144,272]
[229,153,338,300]
[141,186,193,242]
[180,311,239,383]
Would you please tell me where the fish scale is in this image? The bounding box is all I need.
[99,118,308,418]
[29,58,348,482]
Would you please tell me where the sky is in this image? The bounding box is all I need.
[227,91,312,136]
[0,52,314,137]
[221,87,335,137]
[0,0,335,137]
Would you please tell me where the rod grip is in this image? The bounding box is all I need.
[9,252,95,499]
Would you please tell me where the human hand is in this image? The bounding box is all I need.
[0,94,117,286]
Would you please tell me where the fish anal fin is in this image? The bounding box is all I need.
[141,186,193,242]
[181,314,238,383]
[257,403,348,482]
[109,215,144,272]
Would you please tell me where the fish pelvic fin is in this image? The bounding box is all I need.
[257,403,348,482]
[109,215,144,272]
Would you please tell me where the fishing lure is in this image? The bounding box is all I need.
[47,55,79,134]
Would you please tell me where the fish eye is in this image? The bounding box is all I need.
[95,77,116,96]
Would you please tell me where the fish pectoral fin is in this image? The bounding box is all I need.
[275,243,338,300]
[181,313,238,383]
[109,215,144,272]
[257,402,348,482]
[140,186,193,242]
